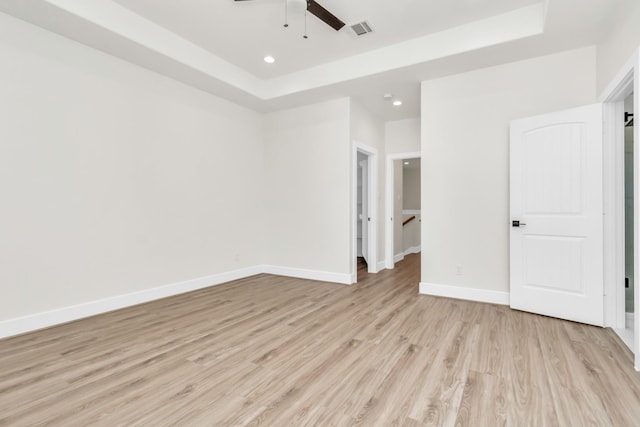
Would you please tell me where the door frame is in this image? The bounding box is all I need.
[352,142,378,281]
[385,152,421,269]
[600,47,639,370]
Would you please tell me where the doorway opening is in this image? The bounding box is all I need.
[385,152,421,270]
[601,50,639,370]
[353,143,378,283]
[621,92,635,347]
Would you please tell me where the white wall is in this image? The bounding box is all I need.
[403,165,421,210]
[0,13,264,322]
[597,0,640,95]
[421,46,597,293]
[350,100,386,269]
[385,118,420,155]
[263,98,351,275]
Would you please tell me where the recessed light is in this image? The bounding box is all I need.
[383,93,393,100]
[264,56,275,64]
[393,100,403,107]
[404,161,410,165]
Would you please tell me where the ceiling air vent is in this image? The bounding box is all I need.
[351,21,373,36]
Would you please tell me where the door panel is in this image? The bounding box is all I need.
[510,104,604,326]
[523,236,584,294]
[523,124,583,214]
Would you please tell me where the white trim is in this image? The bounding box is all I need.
[0,264,357,339]
[262,265,353,285]
[376,261,386,272]
[394,245,422,263]
[405,245,421,255]
[613,313,635,353]
[419,282,510,306]
[599,47,640,370]
[353,142,379,279]
[403,209,421,215]
[0,266,263,340]
[386,152,422,270]
[598,51,637,103]
[603,97,627,329]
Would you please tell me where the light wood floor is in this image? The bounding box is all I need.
[2,254,640,426]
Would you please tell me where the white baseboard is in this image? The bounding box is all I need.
[262,265,352,285]
[394,246,421,264]
[0,262,357,340]
[0,266,263,340]
[419,282,510,306]
[0,263,356,340]
[405,246,421,255]
[376,261,386,273]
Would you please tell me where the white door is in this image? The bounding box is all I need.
[361,159,369,264]
[510,104,604,326]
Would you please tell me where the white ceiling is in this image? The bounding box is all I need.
[112,0,540,79]
[0,0,627,121]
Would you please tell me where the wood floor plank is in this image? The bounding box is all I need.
[504,310,558,426]
[407,320,480,426]
[534,316,614,426]
[454,370,507,427]
[1,254,639,426]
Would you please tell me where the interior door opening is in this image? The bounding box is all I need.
[601,55,639,370]
[357,151,369,274]
[353,143,378,283]
[393,158,421,265]
[385,152,421,270]
[620,92,635,348]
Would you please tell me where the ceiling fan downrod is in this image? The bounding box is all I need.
[304,9,308,39]
[283,0,288,28]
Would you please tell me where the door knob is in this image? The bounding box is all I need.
[512,220,526,227]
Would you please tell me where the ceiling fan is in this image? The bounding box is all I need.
[234,0,346,32]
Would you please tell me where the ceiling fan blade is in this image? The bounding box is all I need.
[307,0,345,31]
